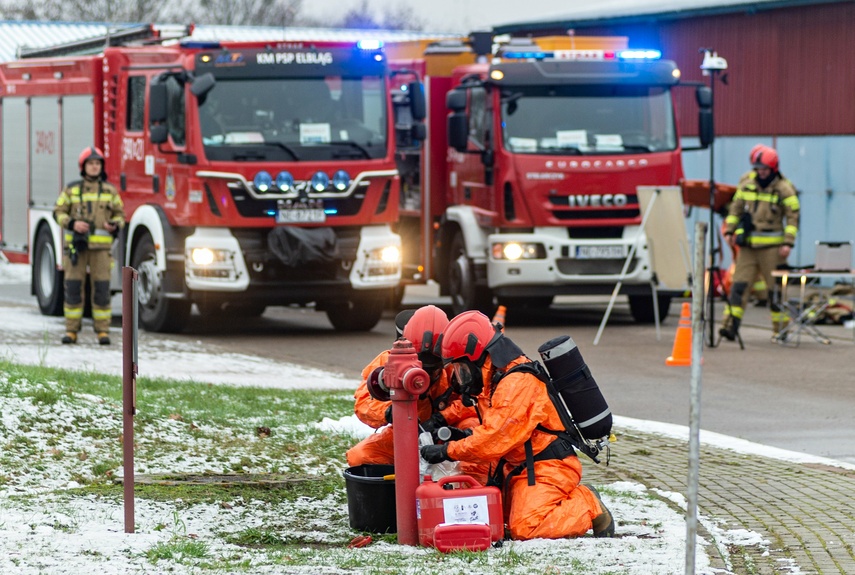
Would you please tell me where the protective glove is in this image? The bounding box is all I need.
[420,443,451,464]
[384,405,393,424]
[419,412,447,433]
[431,426,472,443]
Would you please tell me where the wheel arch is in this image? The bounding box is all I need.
[125,204,173,271]
[436,206,489,292]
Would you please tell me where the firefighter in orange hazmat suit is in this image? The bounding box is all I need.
[345,306,482,479]
[420,310,614,540]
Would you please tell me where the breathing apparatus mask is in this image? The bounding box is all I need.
[450,358,484,406]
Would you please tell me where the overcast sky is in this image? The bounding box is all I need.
[305,0,581,33]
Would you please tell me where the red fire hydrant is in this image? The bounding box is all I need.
[383,338,430,546]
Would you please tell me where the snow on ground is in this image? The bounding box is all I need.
[0,263,834,573]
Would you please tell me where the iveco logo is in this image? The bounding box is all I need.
[566,194,628,208]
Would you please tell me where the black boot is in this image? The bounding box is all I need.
[719,317,741,342]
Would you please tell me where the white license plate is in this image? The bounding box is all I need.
[276,209,326,223]
[576,245,625,259]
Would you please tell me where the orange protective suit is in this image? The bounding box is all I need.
[444,356,603,540]
[346,351,481,478]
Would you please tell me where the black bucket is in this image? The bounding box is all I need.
[343,464,396,533]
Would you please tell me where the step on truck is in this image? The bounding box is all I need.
[387,33,713,322]
[0,25,425,332]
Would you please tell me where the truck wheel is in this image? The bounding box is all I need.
[628,294,672,323]
[326,296,385,332]
[447,232,492,316]
[33,226,63,316]
[132,233,190,333]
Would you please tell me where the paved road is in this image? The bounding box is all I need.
[2,279,854,465]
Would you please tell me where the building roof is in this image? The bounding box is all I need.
[493,0,848,34]
[0,20,455,62]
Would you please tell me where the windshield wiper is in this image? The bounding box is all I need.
[259,142,301,161]
[329,140,372,159]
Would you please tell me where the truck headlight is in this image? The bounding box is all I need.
[492,242,546,260]
[190,247,230,265]
[379,245,401,263]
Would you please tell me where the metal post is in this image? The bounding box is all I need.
[686,222,707,575]
[122,266,138,534]
[705,70,718,348]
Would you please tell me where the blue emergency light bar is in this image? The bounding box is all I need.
[502,49,662,62]
[357,39,383,50]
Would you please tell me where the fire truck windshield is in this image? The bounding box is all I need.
[198,76,387,162]
[500,85,676,155]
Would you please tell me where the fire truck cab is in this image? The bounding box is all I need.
[389,34,712,322]
[1,26,422,332]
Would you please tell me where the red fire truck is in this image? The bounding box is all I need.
[0,25,424,332]
[388,33,713,322]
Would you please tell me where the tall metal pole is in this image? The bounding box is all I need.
[122,267,138,533]
[705,68,718,348]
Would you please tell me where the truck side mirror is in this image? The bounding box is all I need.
[190,72,216,98]
[448,113,469,152]
[695,85,712,108]
[695,86,714,148]
[411,123,426,141]
[150,124,168,144]
[409,81,426,121]
[698,109,714,148]
[446,90,467,112]
[149,83,168,124]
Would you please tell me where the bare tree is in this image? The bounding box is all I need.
[187,0,303,27]
[334,0,425,30]
[1,0,167,21]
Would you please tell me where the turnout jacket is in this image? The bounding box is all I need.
[54,179,125,251]
[724,172,799,248]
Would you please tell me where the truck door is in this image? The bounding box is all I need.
[149,73,192,220]
[119,75,151,196]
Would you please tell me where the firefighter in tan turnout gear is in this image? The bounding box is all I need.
[719,146,799,342]
[53,147,125,345]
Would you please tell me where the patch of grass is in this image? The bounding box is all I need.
[145,538,210,564]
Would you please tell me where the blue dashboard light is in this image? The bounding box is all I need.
[253,171,273,192]
[332,170,351,191]
[311,171,330,192]
[275,171,294,192]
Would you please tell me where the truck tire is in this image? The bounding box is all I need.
[628,294,672,324]
[447,232,492,316]
[33,225,64,316]
[326,296,385,332]
[132,233,190,333]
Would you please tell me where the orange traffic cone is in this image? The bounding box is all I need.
[666,302,693,366]
[492,305,507,331]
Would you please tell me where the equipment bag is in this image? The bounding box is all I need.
[734,211,754,247]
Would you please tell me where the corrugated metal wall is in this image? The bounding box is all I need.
[575,2,855,136]
[572,2,855,270]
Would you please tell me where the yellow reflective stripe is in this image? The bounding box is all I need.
[64,307,84,319]
[749,236,784,246]
[785,225,798,237]
[782,195,799,209]
[731,306,744,319]
[63,232,74,242]
[771,311,786,322]
[80,193,105,201]
[92,309,112,320]
[89,235,113,244]
[734,190,756,201]
[112,196,124,207]
[56,194,70,205]
[725,215,739,224]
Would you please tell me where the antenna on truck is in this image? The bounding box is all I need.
[17,23,193,59]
